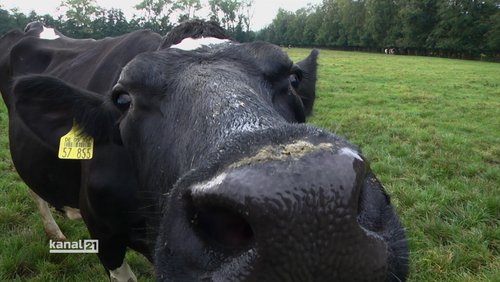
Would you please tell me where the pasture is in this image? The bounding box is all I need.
[1,49,499,281]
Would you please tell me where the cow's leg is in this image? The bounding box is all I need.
[62,206,82,220]
[81,207,136,281]
[28,190,66,241]
[92,231,137,282]
[110,261,138,282]
[80,147,140,281]
[80,201,135,281]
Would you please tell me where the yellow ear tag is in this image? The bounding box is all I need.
[58,123,94,160]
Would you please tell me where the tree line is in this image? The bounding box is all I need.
[257,0,500,60]
[1,0,499,60]
[0,0,256,42]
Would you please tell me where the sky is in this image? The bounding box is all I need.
[2,0,322,30]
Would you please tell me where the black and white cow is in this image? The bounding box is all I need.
[0,20,408,281]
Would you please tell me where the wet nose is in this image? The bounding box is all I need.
[186,149,388,280]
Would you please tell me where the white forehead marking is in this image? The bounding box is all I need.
[39,27,60,40]
[192,172,228,193]
[339,147,363,161]
[170,37,230,51]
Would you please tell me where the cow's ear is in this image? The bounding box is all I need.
[13,75,120,150]
[296,49,319,117]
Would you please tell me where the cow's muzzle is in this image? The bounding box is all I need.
[184,148,389,281]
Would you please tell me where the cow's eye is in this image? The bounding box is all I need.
[289,66,303,88]
[289,73,300,88]
[112,91,132,111]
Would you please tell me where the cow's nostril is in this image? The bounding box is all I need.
[192,205,254,251]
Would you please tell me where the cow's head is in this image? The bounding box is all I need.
[13,38,408,281]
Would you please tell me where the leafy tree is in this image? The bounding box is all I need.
[303,5,323,45]
[106,9,133,35]
[486,9,500,50]
[0,9,15,34]
[91,8,132,38]
[338,0,367,46]
[364,0,401,47]
[397,0,439,49]
[316,0,342,46]
[431,0,498,54]
[1,0,499,59]
[2,8,30,32]
[288,8,309,45]
[174,0,202,22]
[134,0,174,33]
[208,0,240,31]
[135,0,172,21]
[239,0,254,32]
[269,8,294,45]
[59,0,101,37]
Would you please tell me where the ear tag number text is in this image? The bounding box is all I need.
[58,123,94,160]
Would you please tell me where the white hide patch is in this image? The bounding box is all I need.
[192,172,228,193]
[39,27,60,40]
[339,147,363,161]
[170,37,230,51]
[110,261,137,282]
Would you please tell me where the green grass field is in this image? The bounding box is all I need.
[1,49,499,281]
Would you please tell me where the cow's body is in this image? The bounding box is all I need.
[0,21,408,281]
[0,23,165,276]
